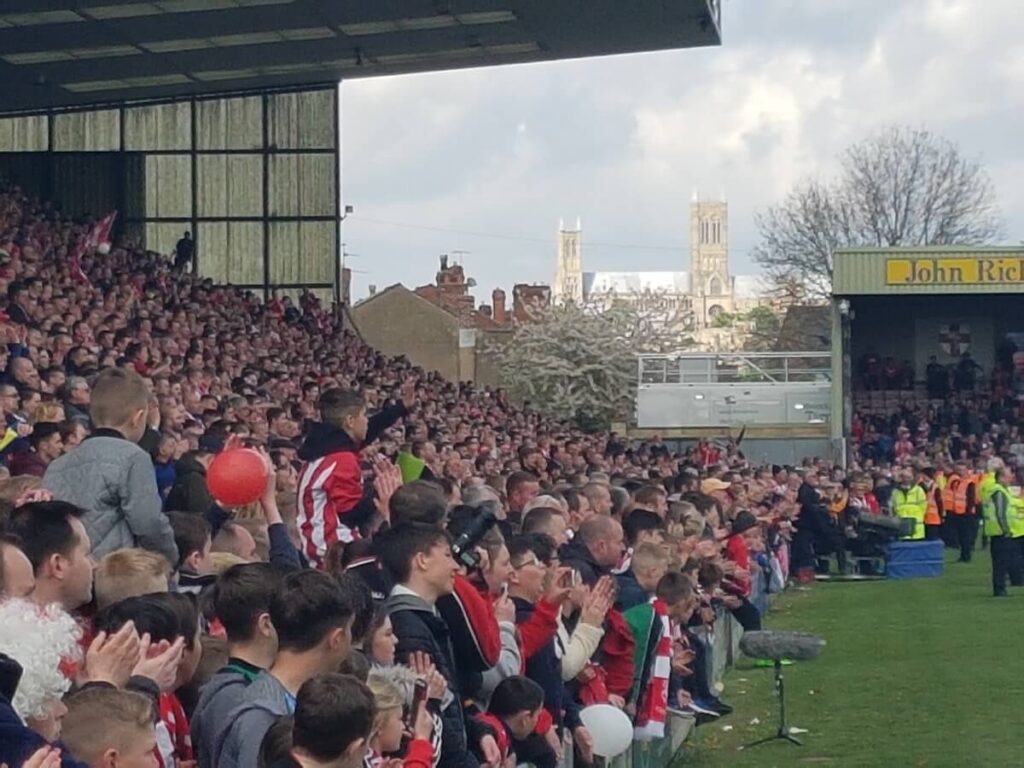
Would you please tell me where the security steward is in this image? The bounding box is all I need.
[942,461,978,562]
[892,469,927,541]
[981,465,1022,597]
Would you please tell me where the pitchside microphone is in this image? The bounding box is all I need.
[740,631,826,750]
[740,631,826,662]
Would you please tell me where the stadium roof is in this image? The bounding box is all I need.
[0,0,721,115]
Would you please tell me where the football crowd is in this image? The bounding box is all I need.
[0,181,1019,768]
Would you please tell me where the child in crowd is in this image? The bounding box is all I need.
[625,572,700,736]
[191,563,283,768]
[290,674,376,768]
[167,511,216,595]
[93,548,171,610]
[43,367,177,565]
[61,688,157,768]
[616,541,670,611]
[475,676,546,767]
[365,670,435,768]
[93,593,200,768]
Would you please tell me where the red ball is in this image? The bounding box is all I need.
[206,448,269,507]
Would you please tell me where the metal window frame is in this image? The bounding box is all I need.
[0,82,341,303]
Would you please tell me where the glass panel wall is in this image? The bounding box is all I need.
[0,85,340,301]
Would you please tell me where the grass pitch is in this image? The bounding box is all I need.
[676,548,1024,768]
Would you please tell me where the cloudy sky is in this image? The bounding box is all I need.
[340,0,1024,301]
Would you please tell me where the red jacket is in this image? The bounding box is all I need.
[725,534,751,597]
[296,404,405,568]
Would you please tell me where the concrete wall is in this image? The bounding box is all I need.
[350,287,460,381]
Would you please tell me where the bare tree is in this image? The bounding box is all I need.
[754,126,1003,299]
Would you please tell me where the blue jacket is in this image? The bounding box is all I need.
[0,655,87,768]
[513,597,581,732]
[615,568,650,612]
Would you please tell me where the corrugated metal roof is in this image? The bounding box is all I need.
[833,246,1024,295]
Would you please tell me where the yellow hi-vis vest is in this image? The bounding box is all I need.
[981,482,1024,538]
[893,485,927,540]
[1011,495,1024,539]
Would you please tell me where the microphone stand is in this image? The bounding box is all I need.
[742,659,803,749]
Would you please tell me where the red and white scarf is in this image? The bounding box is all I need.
[154,692,192,768]
[634,598,671,741]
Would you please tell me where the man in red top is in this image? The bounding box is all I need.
[723,510,762,631]
[296,379,414,568]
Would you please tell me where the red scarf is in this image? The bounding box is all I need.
[633,599,671,740]
[154,692,192,768]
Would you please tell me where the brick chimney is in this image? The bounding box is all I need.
[492,288,507,324]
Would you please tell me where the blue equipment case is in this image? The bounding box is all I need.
[886,540,944,579]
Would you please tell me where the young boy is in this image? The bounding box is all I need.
[43,368,178,565]
[476,676,545,767]
[289,673,376,768]
[94,593,201,768]
[93,548,171,610]
[191,563,283,768]
[625,571,699,738]
[167,511,216,595]
[296,382,412,568]
[61,687,158,768]
[615,541,670,611]
[213,570,354,768]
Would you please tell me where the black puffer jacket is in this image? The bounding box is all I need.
[559,535,609,587]
[166,453,213,514]
[386,591,490,768]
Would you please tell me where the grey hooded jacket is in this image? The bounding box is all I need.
[43,431,178,564]
[190,664,260,768]
[211,671,292,768]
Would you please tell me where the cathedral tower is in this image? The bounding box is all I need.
[689,200,733,326]
[553,218,583,304]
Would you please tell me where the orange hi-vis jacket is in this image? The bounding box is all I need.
[942,474,973,515]
[923,482,942,526]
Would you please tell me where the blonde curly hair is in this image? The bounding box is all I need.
[0,598,82,721]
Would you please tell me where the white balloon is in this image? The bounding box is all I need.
[579,703,634,758]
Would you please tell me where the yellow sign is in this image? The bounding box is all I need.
[886,257,1024,286]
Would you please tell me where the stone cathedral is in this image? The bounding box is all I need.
[552,199,762,334]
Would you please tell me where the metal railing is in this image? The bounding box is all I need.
[638,351,833,385]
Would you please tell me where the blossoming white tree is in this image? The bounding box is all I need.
[489,297,693,429]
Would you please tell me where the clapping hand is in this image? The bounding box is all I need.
[132,634,185,692]
[543,567,574,605]
[373,456,402,522]
[400,376,418,410]
[2,745,63,768]
[580,576,614,627]
[83,621,141,688]
[407,651,446,700]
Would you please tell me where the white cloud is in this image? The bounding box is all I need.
[341,0,1024,300]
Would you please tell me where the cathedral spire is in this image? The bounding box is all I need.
[553,218,583,305]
